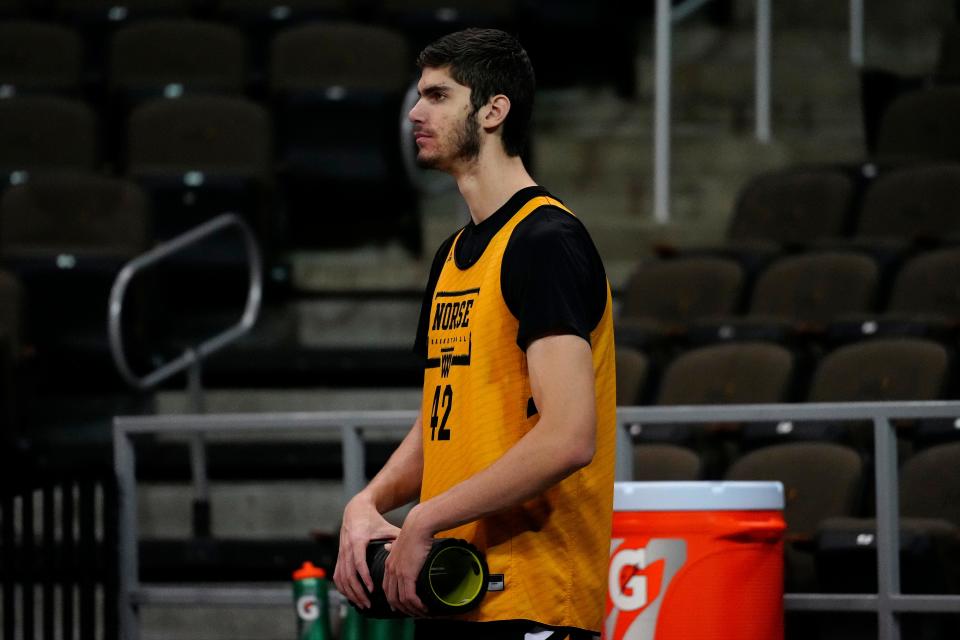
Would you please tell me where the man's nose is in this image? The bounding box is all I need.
[408,99,424,123]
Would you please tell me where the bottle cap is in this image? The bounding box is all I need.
[293,561,326,580]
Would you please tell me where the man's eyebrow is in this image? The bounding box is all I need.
[418,83,451,96]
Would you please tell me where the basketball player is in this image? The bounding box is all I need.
[334,29,616,640]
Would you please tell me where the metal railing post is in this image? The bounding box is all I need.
[874,416,901,640]
[850,0,865,67]
[615,421,634,481]
[186,353,211,537]
[756,0,772,142]
[653,0,672,224]
[113,426,140,640]
[341,425,366,502]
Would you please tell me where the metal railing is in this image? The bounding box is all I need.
[108,212,263,536]
[114,401,960,640]
[653,0,866,223]
[2,466,118,640]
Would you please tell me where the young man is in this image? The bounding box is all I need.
[333,29,616,640]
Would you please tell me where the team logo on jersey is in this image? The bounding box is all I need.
[426,288,478,378]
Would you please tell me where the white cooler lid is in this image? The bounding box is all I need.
[613,481,784,512]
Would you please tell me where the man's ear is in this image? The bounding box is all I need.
[481,94,511,131]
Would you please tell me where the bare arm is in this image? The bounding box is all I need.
[334,411,424,608]
[383,334,597,615]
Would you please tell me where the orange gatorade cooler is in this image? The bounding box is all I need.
[604,481,786,640]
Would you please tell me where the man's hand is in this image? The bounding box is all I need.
[383,505,432,617]
[334,493,401,609]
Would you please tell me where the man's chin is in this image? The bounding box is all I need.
[415,154,442,170]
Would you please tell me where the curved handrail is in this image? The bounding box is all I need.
[108,213,263,391]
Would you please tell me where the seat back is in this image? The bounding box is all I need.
[725,442,864,535]
[0,171,149,259]
[270,22,409,93]
[727,167,855,245]
[110,19,246,95]
[876,87,960,162]
[0,96,97,174]
[750,252,878,324]
[900,442,960,525]
[0,21,83,94]
[888,248,960,317]
[856,164,960,241]
[615,347,648,406]
[0,269,21,353]
[126,96,271,176]
[934,24,960,84]
[808,338,949,402]
[657,342,794,405]
[632,444,702,481]
[621,257,745,325]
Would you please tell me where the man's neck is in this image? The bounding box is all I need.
[453,148,537,225]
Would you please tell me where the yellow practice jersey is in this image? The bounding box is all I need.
[420,195,617,633]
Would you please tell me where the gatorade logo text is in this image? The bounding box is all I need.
[609,549,648,611]
[296,595,319,621]
[605,538,687,640]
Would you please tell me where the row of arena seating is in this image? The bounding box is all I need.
[625,436,960,592]
[0,0,644,94]
[619,242,960,351]
[616,337,960,455]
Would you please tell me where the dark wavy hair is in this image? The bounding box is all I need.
[417,28,535,157]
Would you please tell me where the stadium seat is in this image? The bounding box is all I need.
[219,0,352,24]
[743,338,950,449]
[690,251,879,344]
[125,95,273,243]
[219,0,355,85]
[125,95,275,344]
[379,0,516,52]
[725,441,865,592]
[828,247,960,343]
[0,269,22,357]
[934,24,960,85]
[0,96,98,188]
[617,256,745,349]
[615,347,648,406]
[632,443,702,481]
[106,19,248,164]
[851,163,960,253]
[0,21,84,97]
[0,0,27,17]
[628,342,794,462]
[0,269,20,449]
[875,86,960,163]
[109,19,247,101]
[658,166,857,275]
[727,167,856,249]
[55,0,193,21]
[269,22,421,252]
[0,171,150,387]
[816,443,960,636]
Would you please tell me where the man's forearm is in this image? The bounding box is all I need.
[410,411,593,536]
[357,414,424,514]
[409,334,597,536]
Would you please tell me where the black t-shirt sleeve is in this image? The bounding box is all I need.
[413,232,458,359]
[502,208,608,351]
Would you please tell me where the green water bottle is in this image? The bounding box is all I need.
[365,617,395,640]
[293,561,331,640]
[339,602,365,640]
